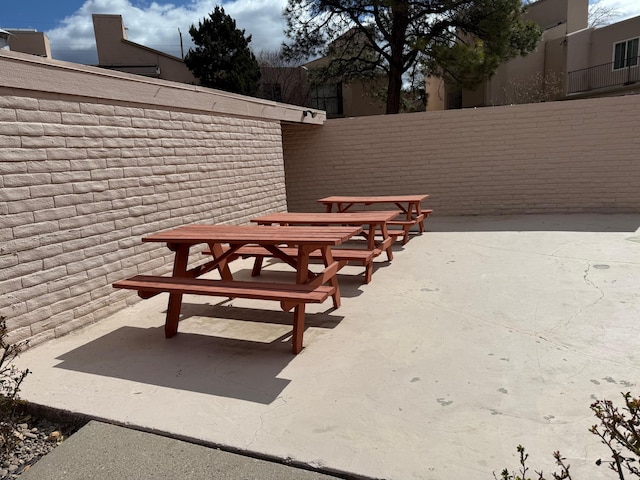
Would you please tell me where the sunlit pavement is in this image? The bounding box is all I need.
[15,214,640,479]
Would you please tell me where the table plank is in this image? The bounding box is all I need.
[251,211,401,225]
[318,195,429,204]
[143,224,362,245]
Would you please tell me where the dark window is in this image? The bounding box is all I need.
[613,38,639,70]
[310,83,343,117]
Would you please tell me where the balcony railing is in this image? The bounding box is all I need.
[567,57,640,94]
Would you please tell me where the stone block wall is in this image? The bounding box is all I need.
[0,51,321,346]
[3,48,640,347]
[283,95,640,215]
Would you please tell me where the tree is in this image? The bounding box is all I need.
[588,0,621,28]
[501,70,564,105]
[283,0,542,114]
[184,6,260,96]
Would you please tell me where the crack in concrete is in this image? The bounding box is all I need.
[582,260,606,304]
[547,260,607,335]
[246,396,287,449]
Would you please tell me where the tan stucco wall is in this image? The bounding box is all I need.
[425,77,447,111]
[342,80,386,117]
[0,50,322,346]
[484,43,547,106]
[283,95,640,215]
[458,0,590,107]
[566,28,592,73]
[524,0,587,33]
[589,16,640,66]
[6,30,51,58]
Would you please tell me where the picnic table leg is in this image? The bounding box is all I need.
[165,244,190,338]
[292,304,305,354]
[318,247,341,308]
[415,202,425,233]
[379,223,394,262]
[251,256,264,276]
[294,245,340,309]
[208,242,233,281]
[289,248,313,353]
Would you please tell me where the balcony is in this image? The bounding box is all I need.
[567,56,640,94]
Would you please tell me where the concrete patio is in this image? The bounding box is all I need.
[13,214,640,479]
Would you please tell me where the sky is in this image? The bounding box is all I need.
[1,0,640,65]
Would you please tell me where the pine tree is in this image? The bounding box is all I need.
[185,6,260,96]
[283,0,542,114]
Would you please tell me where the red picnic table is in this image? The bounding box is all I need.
[317,195,432,244]
[249,210,400,283]
[113,224,362,353]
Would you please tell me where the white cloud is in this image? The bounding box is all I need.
[46,0,289,64]
[590,0,640,23]
[42,0,640,64]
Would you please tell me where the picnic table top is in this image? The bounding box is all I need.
[141,224,363,246]
[318,194,429,204]
[251,210,402,225]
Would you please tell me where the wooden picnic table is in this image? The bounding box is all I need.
[113,224,362,353]
[318,195,432,245]
[248,211,400,284]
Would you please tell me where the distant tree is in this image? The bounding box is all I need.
[588,0,621,28]
[501,71,565,105]
[184,6,260,96]
[282,0,542,114]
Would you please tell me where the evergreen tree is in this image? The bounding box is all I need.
[185,6,260,96]
[283,0,542,114]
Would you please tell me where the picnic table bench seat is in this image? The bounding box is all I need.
[205,245,378,284]
[113,275,336,353]
[113,275,335,303]
[386,209,433,243]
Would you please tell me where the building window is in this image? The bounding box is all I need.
[613,38,639,70]
[310,83,343,117]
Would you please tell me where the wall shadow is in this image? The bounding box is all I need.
[426,214,640,233]
[229,264,368,299]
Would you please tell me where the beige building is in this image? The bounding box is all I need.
[303,65,387,118]
[4,13,386,117]
[427,0,640,110]
[0,28,51,58]
[93,14,196,84]
[302,29,388,118]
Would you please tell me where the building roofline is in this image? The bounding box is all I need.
[0,49,325,125]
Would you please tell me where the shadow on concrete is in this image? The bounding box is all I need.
[51,318,341,404]
[228,263,373,299]
[178,301,344,329]
[426,213,640,233]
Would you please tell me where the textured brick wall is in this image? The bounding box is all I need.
[0,90,287,345]
[283,95,640,215]
[3,50,640,348]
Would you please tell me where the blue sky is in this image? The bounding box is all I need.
[1,0,289,64]
[2,0,640,65]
